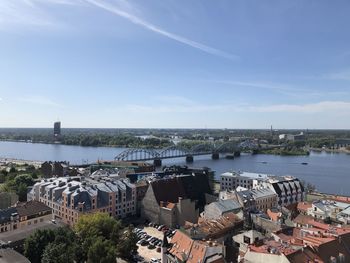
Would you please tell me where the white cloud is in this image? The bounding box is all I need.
[84,0,237,60]
[18,96,63,107]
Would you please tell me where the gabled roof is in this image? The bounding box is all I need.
[208,199,242,213]
[0,207,17,224]
[286,246,324,263]
[293,214,314,225]
[151,174,212,208]
[169,231,194,261]
[16,201,51,217]
[297,202,312,212]
[169,231,224,263]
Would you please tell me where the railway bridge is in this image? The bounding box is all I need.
[114,140,259,166]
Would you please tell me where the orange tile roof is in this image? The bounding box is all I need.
[297,201,312,212]
[249,239,296,255]
[302,236,335,247]
[308,220,330,231]
[187,242,207,263]
[169,231,224,262]
[293,214,314,225]
[184,212,243,239]
[169,231,194,261]
[330,196,350,204]
[160,201,176,210]
[267,209,282,222]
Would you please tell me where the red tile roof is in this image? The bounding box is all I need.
[169,231,194,261]
[297,201,312,212]
[293,214,314,225]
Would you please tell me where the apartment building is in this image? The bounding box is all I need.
[220,171,305,207]
[28,177,136,226]
[220,171,266,191]
[0,201,51,234]
[221,187,277,213]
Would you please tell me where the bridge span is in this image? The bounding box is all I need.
[115,140,258,166]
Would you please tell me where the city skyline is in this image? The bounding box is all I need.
[1,0,350,128]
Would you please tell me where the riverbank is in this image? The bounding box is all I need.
[0,158,43,167]
[309,147,350,154]
[257,148,309,156]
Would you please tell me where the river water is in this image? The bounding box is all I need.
[0,141,349,195]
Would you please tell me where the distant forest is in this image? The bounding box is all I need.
[0,128,349,148]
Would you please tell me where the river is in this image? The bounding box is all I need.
[0,141,349,195]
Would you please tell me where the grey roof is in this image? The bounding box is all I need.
[211,199,242,213]
[0,207,17,225]
[237,188,276,201]
[35,177,135,211]
[339,206,350,216]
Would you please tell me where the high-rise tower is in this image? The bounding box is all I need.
[54,121,61,139]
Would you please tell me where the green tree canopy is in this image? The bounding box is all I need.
[87,237,117,263]
[24,229,56,263]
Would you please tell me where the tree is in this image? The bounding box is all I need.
[75,212,122,242]
[14,174,34,187]
[24,229,56,263]
[17,183,28,201]
[75,212,137,261]
[116,225,138,259]
[41,243,75,263]
[87,238,117,263]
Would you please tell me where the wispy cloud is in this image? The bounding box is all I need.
[213,80,350,98]
[327,69,350,81]
[215,80,296,93]
[118,97,350,115]
[154,95,196,105]
[0,0,80,29]
[18,96,63,107]
[248,101,350,113]
[84,0,237,60]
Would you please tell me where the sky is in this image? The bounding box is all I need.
[0,0,350,129]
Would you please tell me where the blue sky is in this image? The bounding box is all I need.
[1,0,350,129]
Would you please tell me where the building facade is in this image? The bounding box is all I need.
[141,174,212,227]
[0,201,51,234]
[28,177,136,226]
[220,171,305,207]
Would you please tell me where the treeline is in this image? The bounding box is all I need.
[0,132,173,148]
[61,134,172,148]
[0,165,39,201]
[24,213,138,263]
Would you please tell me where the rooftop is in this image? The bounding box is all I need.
[16,201,51,218]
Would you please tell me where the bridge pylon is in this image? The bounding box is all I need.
[154,158,162,167]
[185,154,194,163]
[234,151,241,157]
[211,152,219,160]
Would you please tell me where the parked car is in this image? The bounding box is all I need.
[140,240,149,246]
[148,244,156,250]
